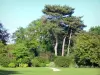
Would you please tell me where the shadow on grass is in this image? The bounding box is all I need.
[0,70,20,75]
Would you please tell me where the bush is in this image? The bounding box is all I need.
[31,57,49,67]
[22,64,28,67]
[8,63,16,68]
[0,55,11,67]
[46,62,55,67]
[31,58,40,67]
[40,63,46,67]
[17,57,30,64]
[39,52,55,61]
[19,63,28,67]
[16,57,31,67]
[21,57,30,64]
[36,57,49,64]
[54,56,72,67]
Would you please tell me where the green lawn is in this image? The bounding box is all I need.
[0,67,100,75]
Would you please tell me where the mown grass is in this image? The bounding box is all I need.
[0,67,100,75]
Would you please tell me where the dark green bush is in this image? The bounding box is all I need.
[40,63,46,67]
[21,57,30,64]
[36,57,49,64]
[31,58,40,67]
[31,57,49,67]
[0,55,11,67]
[16,57,31,67]
[39,52,55,61]
[54,56,72,67]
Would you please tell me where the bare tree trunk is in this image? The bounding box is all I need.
[62,36,66,56]
[67,29,72,56]
[54,36,58,56]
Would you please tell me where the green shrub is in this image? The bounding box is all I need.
[8,63,16,68]
[46,64,49,67]
[40,63,46,67]
[31,57,50,67]
[39,52,55,61]
[22,64,28,67]
[49,62,55,67]
[0,55,11,67]
[54,56,72,67]
[49,55,56,61]
[31,58,40,67]
[21,57,30,64]
[36,57,49,64]
[46,62,55,67]
[16,57,31,67]
[17,57,30,64]
[19,63,23,67]
[19,63,28,67]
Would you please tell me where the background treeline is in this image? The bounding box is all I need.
[0,5,100,68]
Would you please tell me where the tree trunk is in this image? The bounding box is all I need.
[67,29,72,56]
[54,36,58,56]
[62,36,66,56]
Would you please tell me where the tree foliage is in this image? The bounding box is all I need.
[73,32,100,67]
[89,26,100,35]
[1,5,99,68]
[42,5,86,56]
[0,41,11,67]
[0,23,9,45]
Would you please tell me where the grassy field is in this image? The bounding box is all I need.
[0,67,100,75]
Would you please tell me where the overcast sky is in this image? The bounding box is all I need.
[0,0,100,34]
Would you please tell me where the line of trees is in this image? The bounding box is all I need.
[0,5,100,68]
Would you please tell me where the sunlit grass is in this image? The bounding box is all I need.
[0,67,100,75]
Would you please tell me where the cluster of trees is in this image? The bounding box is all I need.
[0,5,100,67]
